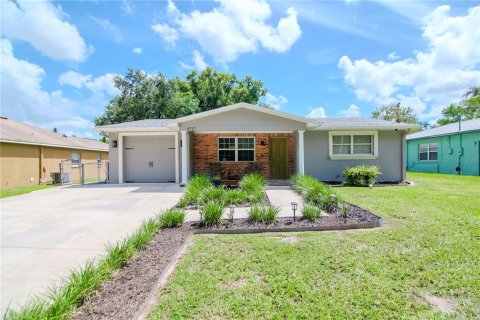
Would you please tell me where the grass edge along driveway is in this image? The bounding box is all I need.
[0,184,55,198]
[150,173,480,319]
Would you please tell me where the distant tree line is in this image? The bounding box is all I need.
[371,86,480,130]
[94,67,270,128]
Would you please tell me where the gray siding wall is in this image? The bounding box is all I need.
[304,130,403,182]
[108,133,119,183]
[179,108,306,132]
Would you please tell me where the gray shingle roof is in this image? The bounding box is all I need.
[313,117,416,128]
[96,119,173,129]
[0,118,108,151]
[406,119,480,140]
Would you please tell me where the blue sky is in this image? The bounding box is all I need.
[1,0,479,138]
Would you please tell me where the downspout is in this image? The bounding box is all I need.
[457,120,463,175]
[401,131,406,181]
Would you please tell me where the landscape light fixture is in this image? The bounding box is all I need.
[291,202,298,222]
[229,205,235,221]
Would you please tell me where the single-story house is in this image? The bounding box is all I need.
[0,117,109,189]
[95,103,418,184]
[406,119,480,176]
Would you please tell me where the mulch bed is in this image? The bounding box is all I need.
[192,202,381,233]
[72,227,192,320]
[72,202,380,319]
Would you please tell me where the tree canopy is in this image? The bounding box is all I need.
[94,67,269,127]
[437,86,480,125]
[371,102,418,124]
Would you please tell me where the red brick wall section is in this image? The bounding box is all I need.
[193,133,294,180]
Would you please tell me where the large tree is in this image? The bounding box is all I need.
[437,86,480,125]
[95,68,269,127]
[371,102,418,123]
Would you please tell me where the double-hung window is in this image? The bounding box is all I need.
[419,143,438,161]
[329,131,378,159]
[218,137,255,162]
[71,152,80,167]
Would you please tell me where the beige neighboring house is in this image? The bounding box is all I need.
[0,117,109,189]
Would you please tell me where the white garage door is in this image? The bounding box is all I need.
[124,136,176,183]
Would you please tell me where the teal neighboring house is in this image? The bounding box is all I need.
[406,119,480,176]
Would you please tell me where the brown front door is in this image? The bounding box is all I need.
[269,137,288,179]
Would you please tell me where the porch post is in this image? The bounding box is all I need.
[298,130,305,175]
[181,130,188,185]
[118,134,124,184]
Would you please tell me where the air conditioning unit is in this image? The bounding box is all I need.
[51,172,70,184]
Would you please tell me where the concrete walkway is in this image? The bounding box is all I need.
[184,186,304,222]
[1,183,183,314]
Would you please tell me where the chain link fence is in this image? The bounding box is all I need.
[55,159,109,185]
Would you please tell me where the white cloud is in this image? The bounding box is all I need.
[161,0,301,64]
[121,0,134,15]
[340,104,360,117]
[387,52,400,60]
[133,47,143,54]
[1,40,118,137]
[58,71,92,88]
[151,23,179,45]
[58,71,118,97]
[1,39,92,135]
[1,0,92,62]
[91,17,123,43]
[192,50,208,71]
[265,93,288,110]
[307,107,327,118]
[338,5,480,119]
[179,50,208,71]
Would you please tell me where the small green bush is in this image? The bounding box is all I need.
[248,189,265,204]
[343,165,381,186]
[302,204,321,221]
[202,201,224,227]
[177,197,189,208]
[184,174,212,205]
[247,205,280,224]
[263,205,280,224]
[223,189,248,205]
[290,174,318,196]
[290,175,340,213]
[159,209,185,228]
[239,173,266,194]
[200,187,225,205]
[248,205,263,223]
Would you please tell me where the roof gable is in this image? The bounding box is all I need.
[175,103,318,127]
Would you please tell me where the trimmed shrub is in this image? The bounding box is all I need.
[202,201,224,227]
[159,208,185,228]
[184,174,212,205]
[343,165,381,186]
[239,173,266,194]
[200,187,225,205]
[302,204,321,221]
[223,189,248,205]
[247,205,280,224]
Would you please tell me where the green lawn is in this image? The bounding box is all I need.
[0,184,55,198]
[150,173,480,319]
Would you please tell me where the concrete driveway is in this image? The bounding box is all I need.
[0,183,183,314]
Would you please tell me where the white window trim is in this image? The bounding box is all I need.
[328,131,378,160]
[418,143,438,161]
[218,137,256,162]
[71,152,81,168]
